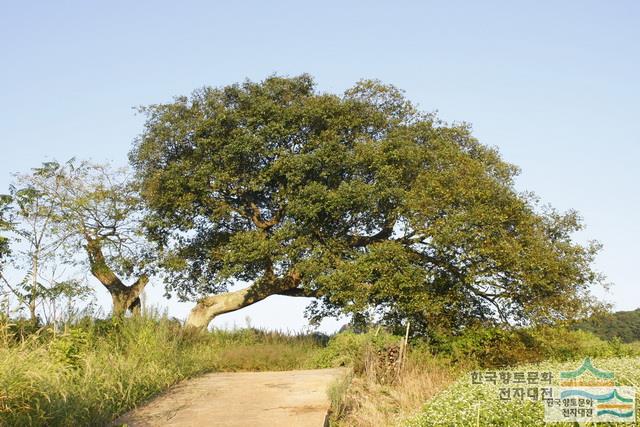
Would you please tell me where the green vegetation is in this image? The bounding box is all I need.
[0,195,10,269]
[329,343,456,427]
[431,326,636,368]
[394,327,640,426]
[2,310,448,427]
[575,308,640,343]
[3,310,638,426]
[5,160,151,319]
[327,371,355,422]
[406,356,640,427]
[327,326,640,426]
[314,330,401,369]
[2,75,607,340]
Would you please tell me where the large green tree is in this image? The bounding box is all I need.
[131,75,605,331]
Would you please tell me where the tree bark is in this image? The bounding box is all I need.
[109,276,148,317]
[85,237,148,317]
[29,250,39,324]
[185,270,310,330]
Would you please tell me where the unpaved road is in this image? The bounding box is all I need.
[114,368,349,427]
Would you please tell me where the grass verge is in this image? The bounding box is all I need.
[0,313,327,426]
[327,336,457,426]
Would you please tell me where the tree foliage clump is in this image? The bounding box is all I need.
[130,74,606,332]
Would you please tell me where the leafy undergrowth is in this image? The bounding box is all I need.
[326,327,640,426]
[0,314,331,427]
[405,356,640,427]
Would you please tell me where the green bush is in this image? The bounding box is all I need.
[531,326,626,360]
[574,308,640,343]
[432,325,635,368]
[48,328,89,369]
[313,330,400,371]
[433,327,538,367]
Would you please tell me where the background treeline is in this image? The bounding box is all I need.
[574,308,640,343]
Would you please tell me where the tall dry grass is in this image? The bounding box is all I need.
[330,345,457,427]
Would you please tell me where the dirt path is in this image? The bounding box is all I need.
[113,368,349,427]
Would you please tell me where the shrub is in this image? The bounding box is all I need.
[313,330,399,371]
[331,347,455,427]
[432,325,633,368]
[574,308,640,343]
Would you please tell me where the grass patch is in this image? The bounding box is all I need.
[405,356,640,427]
[327,371,354,423]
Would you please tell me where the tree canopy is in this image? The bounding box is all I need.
[130,75,605,332]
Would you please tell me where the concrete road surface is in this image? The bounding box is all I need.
[114,368,349,427]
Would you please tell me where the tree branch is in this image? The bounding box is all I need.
[186,269,303,329]
[277,287,320,298]
[247,202,281,230]
[347,220,395,247]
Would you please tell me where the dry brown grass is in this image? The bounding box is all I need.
[331,349,456,427]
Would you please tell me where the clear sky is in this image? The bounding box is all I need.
[1,1,638,332]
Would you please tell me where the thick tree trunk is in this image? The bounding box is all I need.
[109,277,148,317]
[28,300,37,324]
[185,271,311,330]
[85,237,148,317]
[186,287,260,330]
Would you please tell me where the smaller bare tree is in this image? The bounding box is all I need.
[0,194,14,318]
[9,169,64,322]
[24,160,152,317]
[38,266,95,328]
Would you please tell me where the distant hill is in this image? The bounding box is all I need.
[574,309,640,343]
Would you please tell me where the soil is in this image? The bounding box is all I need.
[113,368,349,427]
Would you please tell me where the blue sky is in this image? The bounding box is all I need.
[1,1,638,332]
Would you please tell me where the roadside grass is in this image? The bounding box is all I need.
[0,313,329,427]
[405,356,640,427]
[327,371,355,421]
[328,345,457,427]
